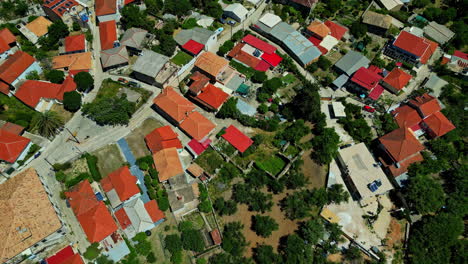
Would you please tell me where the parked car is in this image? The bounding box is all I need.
[363,105,375,113]
[128,81,140,88]
[118,77,128,84]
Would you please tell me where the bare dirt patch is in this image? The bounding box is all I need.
[125,118,163,158]
[92,144,125,176]
[386,218,404,248]
[299,122,327,189]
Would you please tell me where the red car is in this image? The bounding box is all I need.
[118,77,128,84]
[363,105,375,113]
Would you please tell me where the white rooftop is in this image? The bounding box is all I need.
[259,13,281,28]
[320,35,339,52]
[331,102,346,118]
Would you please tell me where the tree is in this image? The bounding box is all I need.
[372,56,386,68]
[164,0,191,16]
[63,91,82,112]
[281,191,312,220]
[95,255,114,264]
[317,56,332,70]
[405,174,444,214]
[217,97,239,119]
[218,40,234,56]
[181,229,205,252]
[74,71,94,92]
[252,71,267,83]
[310,127,340,164]
[411,0,431,8]
[278,119,309,144]
[284,171,307,189]
[164,234,182,254]
[327,0,341,13]
[72,22,80,31]
[82,96,135,125]
[31,111,64,138]
[253,244,282,264]
[251,215,279,238]
[298,219,324,244]
[204,1,223,18]
[344,246,362,261]
[222,222,248,256]
[40,20,69,50]
[214,197,237,216]
[280,234,313,264]
[350,21,367,38]
[327,184,349,204]
[45,70,65,84]
[26,70,40,80]
[121,5,154,30]
[145,0,163,15]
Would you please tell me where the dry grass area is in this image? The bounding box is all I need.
[299,123,327,189]
[51,104,73,123]
[385,219,404,249]
[63,157,89,181]
[125,118,163,158]
[92,144,125,176]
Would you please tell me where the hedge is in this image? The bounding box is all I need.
[84,153,102,181]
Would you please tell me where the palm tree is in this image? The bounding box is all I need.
[32,111,64,138]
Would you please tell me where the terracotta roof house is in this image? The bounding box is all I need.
[210,229,222,245]
[421,111,456,138]
[64,34,86,54]
[187,138,212,157]
[193,83,230,111]
[228,35,283,71]
[100,46,129,71]
[145,125,182,153]
[144,200,165,223]
[0,128,31,163]
[221,125,253,153]
[186,163,205,178]
[153,86,196,124]
[132,49,177,87]
[187,71,210,95]
[349,67,385,100]
[408,93,441,118]
[65,180,100,216]
[307,20,330,39]
[120,28,148,55]
[99,20,117,51]
[52,52,92,72]
[392,105,423,132]
[101,166,140,208]
[45,246,84,264]
[324,20,348,40]
[378,128,425,177]
[384,30,438,66]
[22,16,53,43]
[381,68,412,93]
[180,111,216,141]
[95,0,118,23]
[194,52,229,80]
[15,76,77,111]
[42,0,81,22]
[0,28,16,59]
[0,122,25,135]
[0,168,63,263]
[0,51,40,95]
[152,147,184,182]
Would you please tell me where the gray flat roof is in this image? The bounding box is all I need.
[120,27,148,49]
[334,50,370,76]
[423,21,455,44]
[332,74,349,88]
[174,27,215,46]
[132,49,169,77]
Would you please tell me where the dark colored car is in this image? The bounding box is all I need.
[128,81,140,88]
[363,105,376,113]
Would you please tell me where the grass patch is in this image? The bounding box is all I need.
[83,243,101,260]
[0,93,37,130]
[195,147,224,174]
[256,155,286,175]
[281,73,297,84]
[284,145,299,157]
[184,212,205,230]
[96,79,152,110]
[229,60,256,78]
[92,144,125,177]
[125,118,163,158]
[215,140,237,157]
[83,153,102,181]
[171,51,193,66]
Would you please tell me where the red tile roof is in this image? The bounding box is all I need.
[379,128,425,163]
[0,28,15,54]
[189,71,210,94]
[0,122,24,135]
[114,208,131,230]
[195,83,229,110]
[382,68,411,91]
[43,0,79,17]
[393,105,423,130]
[182,39,204,55]
[153,86,196,123]
[0,129,30,163]
[368,84,384,100]
[152,147,184,182]
[77,202,118,242]
[187,138,211,155]
[95,0,116,16]
[307,21,330,39]
[124,0,137,4]
[144,200,165,223]
[210,228,222,245]
[351,67,382,90]
[60,254,84,264]
[408,93,441,118]
[393,31,438,64]
[65,34,86,53]
[0,51,35,87]
[99,20,117,50]
[242,34,276,54]
[388,152,424,177]
[65,180,99,216]
[15,76,77,108]
[324,20,348,40]
[180,111,216,141]
[234,50,261,69]
[254,60,271,72]
[45,246,84,264]
[0,82,9,95]
[308,36,322,46]
[261,52,282,67]
[423,111,455,138]
[221,125,253,153]
[103,166,140,202]
[145,125,182,153]
[454,50,468,60]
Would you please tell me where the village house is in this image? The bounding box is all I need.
[0,28,17,60]
[153,147,185,182]
[334,50,370,76]
[101,166,141,208]
[223,3,249,23]
[131,50,178,87]
[120,27,149,55]
[44,246,85,264]
[377,0,403,11]
[381,68,412,94]
[423,21,455,45]
[0,127,32,165]
[384,30,438,66]
[145,125,183,153]
[152,86,196,125]
[362,11,393,35]
[52,52,92,75]
[100,46,129,71]
[220,125,253,153]
[179,111,216,142]
[0,51,41,95]
[18,16,52,44]
[61,34,87,55]
[194,52,230,81]
[42,0,83,25]
[190,83,230,112]
[174,27,218,54]
[99,20,118,51]
[348,66,385,100]
[95,0,118,23]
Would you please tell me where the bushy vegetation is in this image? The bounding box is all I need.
[82,96,136,126]
[83,153,102,181]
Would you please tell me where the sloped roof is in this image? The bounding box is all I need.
[0,129,30,163]
[307,20,330,39]
[393,31,438,64]
[76,202,118,242]
[189,71,210,94]
[144,200,165,223]
[393,105,422,129]
[145,125,182,153]
[260,52,282,67]
[182,39,204,55]
[174,27,215,46]
[350,67,382,90]
[45,246,84,264]
[186,163,204,178]
[362,11,392,29]
[0,51,35,87]
[258,13,282,28]
[211,229,222,245]
[334,50,370,76]
[242,34,276,54]
[388,152,424,177]
[95,0,116,16]
[179,111,216,141]
[0,168,62,262]
[368,84,385,100]
[0,122,24,135]
[453,50,468,60]
[122,198,154,233]
[0,28,15,53]
[52,52,92,71]
[100,46,129,68]
[195,52,229,78]
[132,49,170,78]
[15,76,77,108]
[379,128,424,162]
[423,111,455,137]
[408,93,441,117]
[103,166,140,202]
[224,3,248,18]
[65,34,86,53]
[65,180,99,216]
[25,16,52,37]
[221,125,253,153]
[325,20,348,40]
[153,86,196,123]
[423,21,455,45]
[43,0,79,17]
[99,20,117,51]
[195,83,229,110]
[382,68,411,90]
[114,208,132,230]
[152,147,184,182]
[120,28,148,49]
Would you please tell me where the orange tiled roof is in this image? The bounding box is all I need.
[0,129,30,163]
[114,208,131,230]
[102,166,140,202]
[65,34,86,53]
[96,0,116,16]
[307,20,330,39]
[61,254,84,264]
[189,71,210,94]
[65,180,100,216]
[144,200,165,223]
[76,202,118,243]
[195,52,229,78]
[382,68,412,91]
[15,76,77,108]
[195,83,229,110]
[423,111,455,137]
[0,28,15,53]
[0,51,35,86]
[392,105,422,129]
[179,111,216,141]
[0,122,24,135]
[99,20,117,50]
[153,86,196,123]
[52,52,92,71]
[145,125,182,153]
[388,152,424,177]
[0,168,62,262]
[152,147,184,182]
[379,127,425,163]
[408,93,441,118]
[25,16,52,37]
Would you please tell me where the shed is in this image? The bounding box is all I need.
[223,3,249,22]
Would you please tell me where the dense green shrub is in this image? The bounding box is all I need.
[84,153,102,181]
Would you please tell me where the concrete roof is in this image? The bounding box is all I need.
[123,198,154,233]
[378,0,403,10]
[334,50,370,76]
[331,101,346,118]
[133,49,169,77]
[423,21,455,44]
[224,3,248,18]
[258,13,281,28]
[174,27,215,46]
[362,11,392,29]
[337,143,393,199]
[320,35,339,51]
[120,27,148,49]
[332,74,349,88]
[100,46,129,68]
